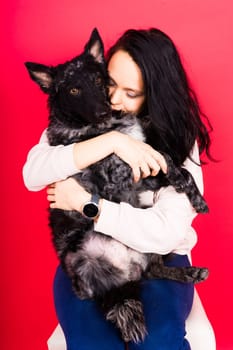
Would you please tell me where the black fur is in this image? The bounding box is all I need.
[25,28,209,343]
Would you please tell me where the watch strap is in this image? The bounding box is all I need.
[91,193,100,206]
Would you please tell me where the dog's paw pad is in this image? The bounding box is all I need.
[186,267,209,283]
[193,268,209,283]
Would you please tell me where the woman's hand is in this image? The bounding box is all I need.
[112,131,167,182]
[47,178,91,212]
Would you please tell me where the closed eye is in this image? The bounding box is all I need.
[108,77,144,98]
[126,91,140,98]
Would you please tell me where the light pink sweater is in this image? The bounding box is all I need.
[23,130,204,255]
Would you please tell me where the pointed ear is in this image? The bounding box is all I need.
[84,28,105,64]
[24,62,54,93]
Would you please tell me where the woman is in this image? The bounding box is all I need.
[23,28,215,349]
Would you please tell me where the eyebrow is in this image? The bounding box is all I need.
[108,76,144,95]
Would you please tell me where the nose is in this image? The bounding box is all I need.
[109,88,123,110]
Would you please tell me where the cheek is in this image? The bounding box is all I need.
[124,97,145,114]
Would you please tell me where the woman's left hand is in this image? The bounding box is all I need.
[47,178,91,212]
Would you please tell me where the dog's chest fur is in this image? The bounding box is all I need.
[47,112,145,146]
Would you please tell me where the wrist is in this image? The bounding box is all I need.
[76,192,91,213]
[109,130,123,154]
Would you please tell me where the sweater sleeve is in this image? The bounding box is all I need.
[22,129,79,191]
[94,142,203,254]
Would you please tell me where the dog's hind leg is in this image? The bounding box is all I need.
[99,282,147,343]
[144,254,209,284]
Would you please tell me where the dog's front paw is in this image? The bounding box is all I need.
[106,299,147,343]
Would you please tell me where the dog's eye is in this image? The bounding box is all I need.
[95,76,103,86]
[70,88,81,96]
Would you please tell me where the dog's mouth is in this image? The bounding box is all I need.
[98,110,111,120]
[95,104,112,121]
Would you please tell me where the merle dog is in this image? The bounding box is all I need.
[25,29,209,343]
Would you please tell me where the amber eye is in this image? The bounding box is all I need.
[70,88,81,95]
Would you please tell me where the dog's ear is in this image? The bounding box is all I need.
[25,62,54,93]
[84,28,105,64]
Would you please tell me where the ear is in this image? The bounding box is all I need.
[24,62,54,93]
[84,28,105,64]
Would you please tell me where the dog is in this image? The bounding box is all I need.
[25,28,209,343]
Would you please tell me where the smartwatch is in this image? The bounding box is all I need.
[82,193,100,219]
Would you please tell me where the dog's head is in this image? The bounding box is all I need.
[25,28,111,127]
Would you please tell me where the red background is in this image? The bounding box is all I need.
[1,1,232,349]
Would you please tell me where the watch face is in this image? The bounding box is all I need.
[83,203,99,218]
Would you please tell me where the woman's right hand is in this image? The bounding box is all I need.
[111,131,167,182]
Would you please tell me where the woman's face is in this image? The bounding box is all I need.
[107,50,145,114]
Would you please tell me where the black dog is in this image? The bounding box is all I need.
[25,29,209,343]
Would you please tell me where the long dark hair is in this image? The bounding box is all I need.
[106,28,213,166]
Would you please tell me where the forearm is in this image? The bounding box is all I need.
[94,188,197,254]
[23,143,77,191]
[72,131,115,170]
[22,130,78,191]
[23,130,116,192]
